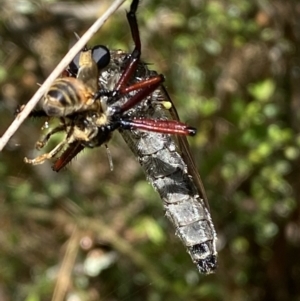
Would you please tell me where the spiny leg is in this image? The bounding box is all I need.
[52,141,84,172]
[24,139,68,165]
[114,0,141,92]
[92,0,165,113]
[105,0,166,115]
[117,118,196,136]
[35,122,68,150]
[25,120,76,165]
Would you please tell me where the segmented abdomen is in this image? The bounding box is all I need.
[43,77,93,116]
[120,115,217,273]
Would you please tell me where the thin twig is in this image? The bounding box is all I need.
[52,226,81,301]
[0,0,126,152]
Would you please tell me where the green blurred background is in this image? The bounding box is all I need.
[0,0,299,300]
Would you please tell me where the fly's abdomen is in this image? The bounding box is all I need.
[164,193,217,273]
[121,129,217,274]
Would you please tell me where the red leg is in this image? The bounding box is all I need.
[52,141,84,172]
[119,75,163,95]
[114,0,141,91]
[119,75,164,113]
[119,118,196,136]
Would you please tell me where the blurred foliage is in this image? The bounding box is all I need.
[0,0,300,300]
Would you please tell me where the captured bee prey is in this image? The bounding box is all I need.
[24,44,112,170]
[24,0,218,273]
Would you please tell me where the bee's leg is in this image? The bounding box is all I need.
[25,119,76,165]
[36,123,68,150]
[24,139,67,166]
[52,119,103,172]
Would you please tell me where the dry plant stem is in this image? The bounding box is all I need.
[0,0,126,152]
[52,226,81,301]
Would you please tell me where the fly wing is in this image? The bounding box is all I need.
[160,85,211,212]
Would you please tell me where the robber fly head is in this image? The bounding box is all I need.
[68,45,111,77]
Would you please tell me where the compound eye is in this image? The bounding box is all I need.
[92,45,110,69]
[68,52,81,76]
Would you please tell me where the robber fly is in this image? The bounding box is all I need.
[98,49,218,273]
[24,0,217,273]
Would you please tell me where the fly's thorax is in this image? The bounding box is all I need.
[86,111,109,127]
[93,108,110,127]
[87,97,114,127]
[71,111,111,148]
[67,112,100,144]
[72,122,98,142]
[43,77,95,116]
